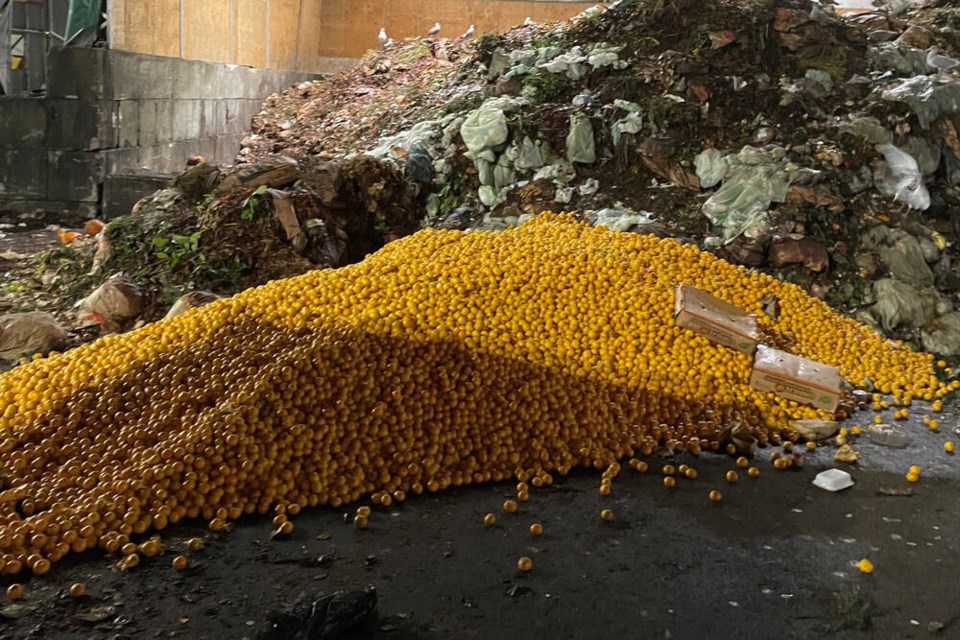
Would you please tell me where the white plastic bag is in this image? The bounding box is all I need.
[592,208,653,232]
[694,148,727,189]
[588,43,624,68]
[460,107,509,154]
[476,157,495,186]
[612,112,643,147]
[554,184,575,203]
[533,161,576,183]
[876,143,930,210]
[478,185,504,208]
[493,154,516,190]
[539,46,588,80]
[566,114,595,164]
[515,136,545,170]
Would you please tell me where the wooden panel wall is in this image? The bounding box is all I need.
[110,0,181,59]
[317,0,605,59]
[267,0,300,69]
[294,0,323,72]
[183,0,231,63]
[234,0,267,68]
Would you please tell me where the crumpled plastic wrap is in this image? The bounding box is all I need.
[881,75,960,130]
[870,277,939,331]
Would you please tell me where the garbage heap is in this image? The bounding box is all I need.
[9,0,960,358]
[0,214,948,576]
[0,152,425,343]
[240,0,960,355]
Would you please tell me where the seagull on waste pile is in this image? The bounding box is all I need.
[378,27,388,46]
[807,1,832,24]
[463,24,475,38]
[524,17,534,26]
[927,47,960,72]
[427,22,441,36]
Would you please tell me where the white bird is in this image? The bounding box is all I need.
[378,27,388,45]
[524,17,534,26]
[808,1,832,24]
[872,0,912,15]
[927,47,960,72]
[427,22,441,36]
[463,24,475,38]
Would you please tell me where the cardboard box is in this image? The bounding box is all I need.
[674,284,758,354]
[750,345,842,413]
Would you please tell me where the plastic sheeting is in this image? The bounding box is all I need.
[66,0,102,46]
[701,146,788,243]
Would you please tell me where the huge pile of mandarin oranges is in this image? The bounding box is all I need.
[0,214,949,575]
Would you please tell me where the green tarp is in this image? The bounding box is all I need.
[65,0,101,45]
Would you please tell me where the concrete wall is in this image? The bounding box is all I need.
[107,0,602,73]
[0,47,315,222]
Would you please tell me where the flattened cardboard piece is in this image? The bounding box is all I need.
[750,345,842,413]
[674,284,758,354]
